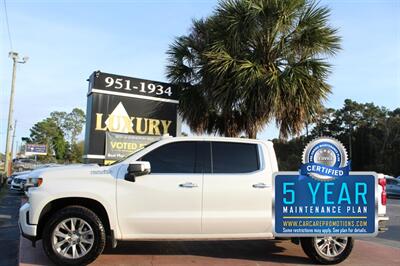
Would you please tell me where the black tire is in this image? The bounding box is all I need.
[300,237,354,264]
[42,206,106,265]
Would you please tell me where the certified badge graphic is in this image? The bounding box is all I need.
[301,137,351,181]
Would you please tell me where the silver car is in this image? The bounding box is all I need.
[10,173,29,191]
[7,170,31,185]
[386,176,400,198]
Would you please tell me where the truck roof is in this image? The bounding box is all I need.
[163,135,273,145]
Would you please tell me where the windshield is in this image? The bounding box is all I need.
[109,140,160,165]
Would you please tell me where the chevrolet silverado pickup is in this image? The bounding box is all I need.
[19,136,389,265]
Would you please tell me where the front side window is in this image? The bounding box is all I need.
[141,141,210,174]
[211,142,259,173]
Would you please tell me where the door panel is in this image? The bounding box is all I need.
[116,172,202,237]
[202,172,271,234]
[116,141,204,238]
[202,142,272,234]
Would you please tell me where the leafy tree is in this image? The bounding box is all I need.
[50,108,85,144]
[66,140,84,163]
[24,108,86,162]
[64,108,86,144]
[276,100,400,176]
[29,118,69,161]
[167,0,341,138]
[50,111,68,129]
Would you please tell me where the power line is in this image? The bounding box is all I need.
[3,0,13,50]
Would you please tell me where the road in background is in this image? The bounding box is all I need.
[0,189,20,266]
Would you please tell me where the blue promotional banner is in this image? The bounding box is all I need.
[273,172,377,236]
[25,144,47,156]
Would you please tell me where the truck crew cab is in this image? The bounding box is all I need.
[19,137,388,265]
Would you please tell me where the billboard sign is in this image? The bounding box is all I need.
[25,144,47,156]
[83,71,180,164]
[105,132,160,161]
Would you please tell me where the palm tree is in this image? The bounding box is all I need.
[167,0,341,139]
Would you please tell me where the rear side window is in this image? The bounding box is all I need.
[211,142,259,173]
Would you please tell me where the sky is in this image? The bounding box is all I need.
[1,0,399,154]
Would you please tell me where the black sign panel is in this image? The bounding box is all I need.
[83,71,179,164]
[90,71,178,101]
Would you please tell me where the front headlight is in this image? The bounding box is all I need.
[25,177,43,189]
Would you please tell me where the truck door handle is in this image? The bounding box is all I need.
[252,183,269,189]
[179,182,198,188]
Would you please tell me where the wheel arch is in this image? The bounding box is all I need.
[36,197,112,240]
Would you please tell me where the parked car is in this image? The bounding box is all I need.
[7,170,31,185]
[386,176,400,198]
[10,164,61,191]
[13,158,39,172]
[10,172,30,191]
[22,164,61,192]
[19,137,389,265]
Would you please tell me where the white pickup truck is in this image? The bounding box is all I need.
[19,137,389,265]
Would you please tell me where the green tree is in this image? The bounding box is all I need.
[50,108,85,145]
[29,118,69,161]
[64,108,86,144]
[50,111,68,129]
[167,0,340,138]
[278,100,400,176]
[67,140,84,163]
[25,108,86,162]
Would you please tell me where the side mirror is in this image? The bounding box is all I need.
[125,161,151,182]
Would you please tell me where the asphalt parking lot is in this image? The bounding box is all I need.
[19,237,399,266]
[1,189,399,266]
[367,198,400,248]
[18,198,400,265]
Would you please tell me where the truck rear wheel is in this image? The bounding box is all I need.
[301,237,354,264]
[42,206,106,265]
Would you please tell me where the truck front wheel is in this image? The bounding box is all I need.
[301,237,354,264]
[42,206,106,265]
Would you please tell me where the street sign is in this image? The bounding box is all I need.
[25,144,47,156]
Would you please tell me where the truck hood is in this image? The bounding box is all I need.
[29,164,115,179]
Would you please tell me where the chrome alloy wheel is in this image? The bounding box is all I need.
[314,237,348,257]
[51,218,94,259]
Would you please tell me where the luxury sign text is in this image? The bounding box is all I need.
[95,113,172,135]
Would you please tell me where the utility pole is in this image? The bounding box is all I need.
[4,52,28,176]
[15,140,19,158]
[11,120,17,160]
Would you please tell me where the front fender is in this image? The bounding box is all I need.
[27,178,121,239]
